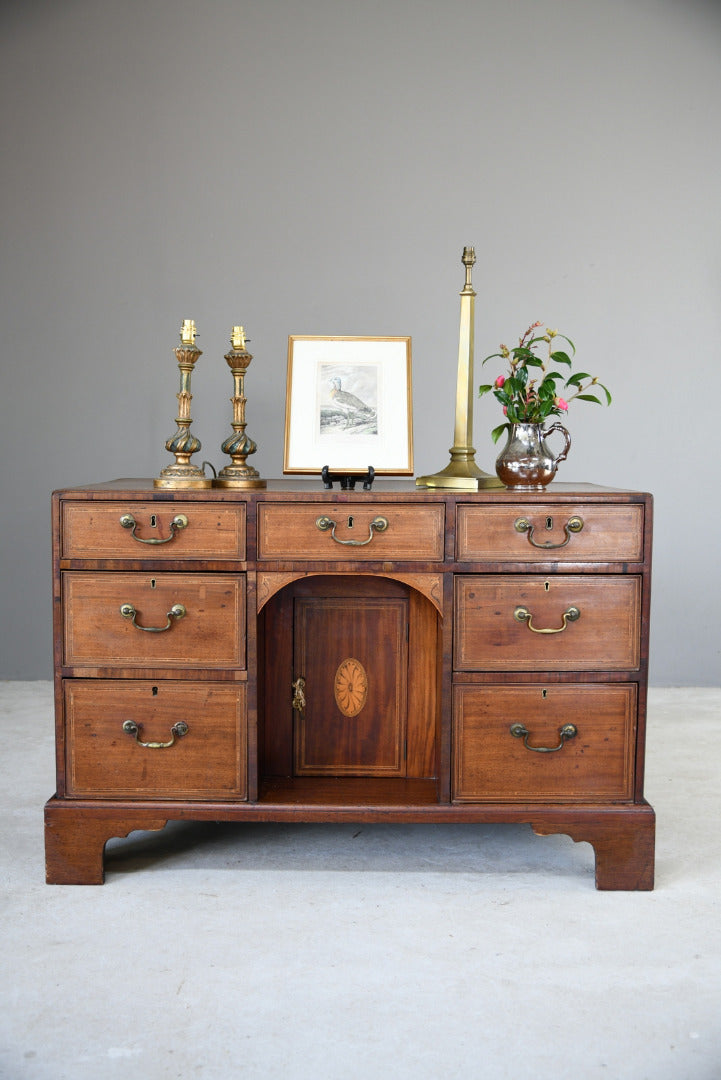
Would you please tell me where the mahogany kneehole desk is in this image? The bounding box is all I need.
[45,479,655,889]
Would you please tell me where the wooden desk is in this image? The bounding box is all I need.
[45,479,655,888]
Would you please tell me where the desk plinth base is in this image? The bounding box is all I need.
[44,796,655,890]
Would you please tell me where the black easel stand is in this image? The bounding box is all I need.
[321,466,375,491]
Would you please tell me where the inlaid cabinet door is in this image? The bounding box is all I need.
[293,593,409,776]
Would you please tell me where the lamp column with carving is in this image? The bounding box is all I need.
[215,326,266,489]
[416,247,499,488]
[155,319,212,489]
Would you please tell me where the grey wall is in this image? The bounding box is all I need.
[1,0,720,684]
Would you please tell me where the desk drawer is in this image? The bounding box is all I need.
[62,572,245,669]
[456,504,644,562]
[257,503,445,560]
[65,680,247,799]
[61,501,246,560]
[454,575,641,671]
[453,684,636,802]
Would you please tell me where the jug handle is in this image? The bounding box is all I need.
[544,422,572,465]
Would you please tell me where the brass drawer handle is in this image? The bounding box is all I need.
[514,516,584,549]
[513,605,580,633]
[120,513,188,544]
[122,719,189,748]
[119,602,186,632]
[509,722,577,753]
[315,515,389,546]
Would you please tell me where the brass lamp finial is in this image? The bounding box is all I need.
[461,247,476,292]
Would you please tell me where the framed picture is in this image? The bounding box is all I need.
[283,336,413,475]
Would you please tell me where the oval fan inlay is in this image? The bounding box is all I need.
[334,657,368,717]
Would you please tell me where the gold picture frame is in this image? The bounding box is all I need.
[283,335,414,475]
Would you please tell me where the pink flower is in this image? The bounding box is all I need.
[503,406,508,415]
[555,396,569,411]
[495,375,506,388]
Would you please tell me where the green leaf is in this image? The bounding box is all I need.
[478,384,493,397]
[576,394,602,405]
[482,352,504,365]
[598,382,612,405]
[491,422,510,444]
[550,350,572,366]
[565,372,591,387]
[556,333,576,355]
[523,356,544,367]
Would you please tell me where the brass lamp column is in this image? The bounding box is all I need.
[155,319,212,489]
[416,247,499,489]
[215,326,266,489]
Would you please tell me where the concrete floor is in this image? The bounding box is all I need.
[1,683,720,1080]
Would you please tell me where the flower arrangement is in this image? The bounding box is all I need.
[479,322,611,444]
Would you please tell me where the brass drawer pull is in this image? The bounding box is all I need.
[119,513,188,544]
[513,604,580,633]
[315,515,389,546]
[119,602,186,632]
[514,516,583,549]
[122,719,189,748]
[509,722,577,753]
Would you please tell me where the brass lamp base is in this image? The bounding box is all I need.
[154,480,213,489]
[416,448,500,490]
[154,469,212,490]
[214,469,266,490]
